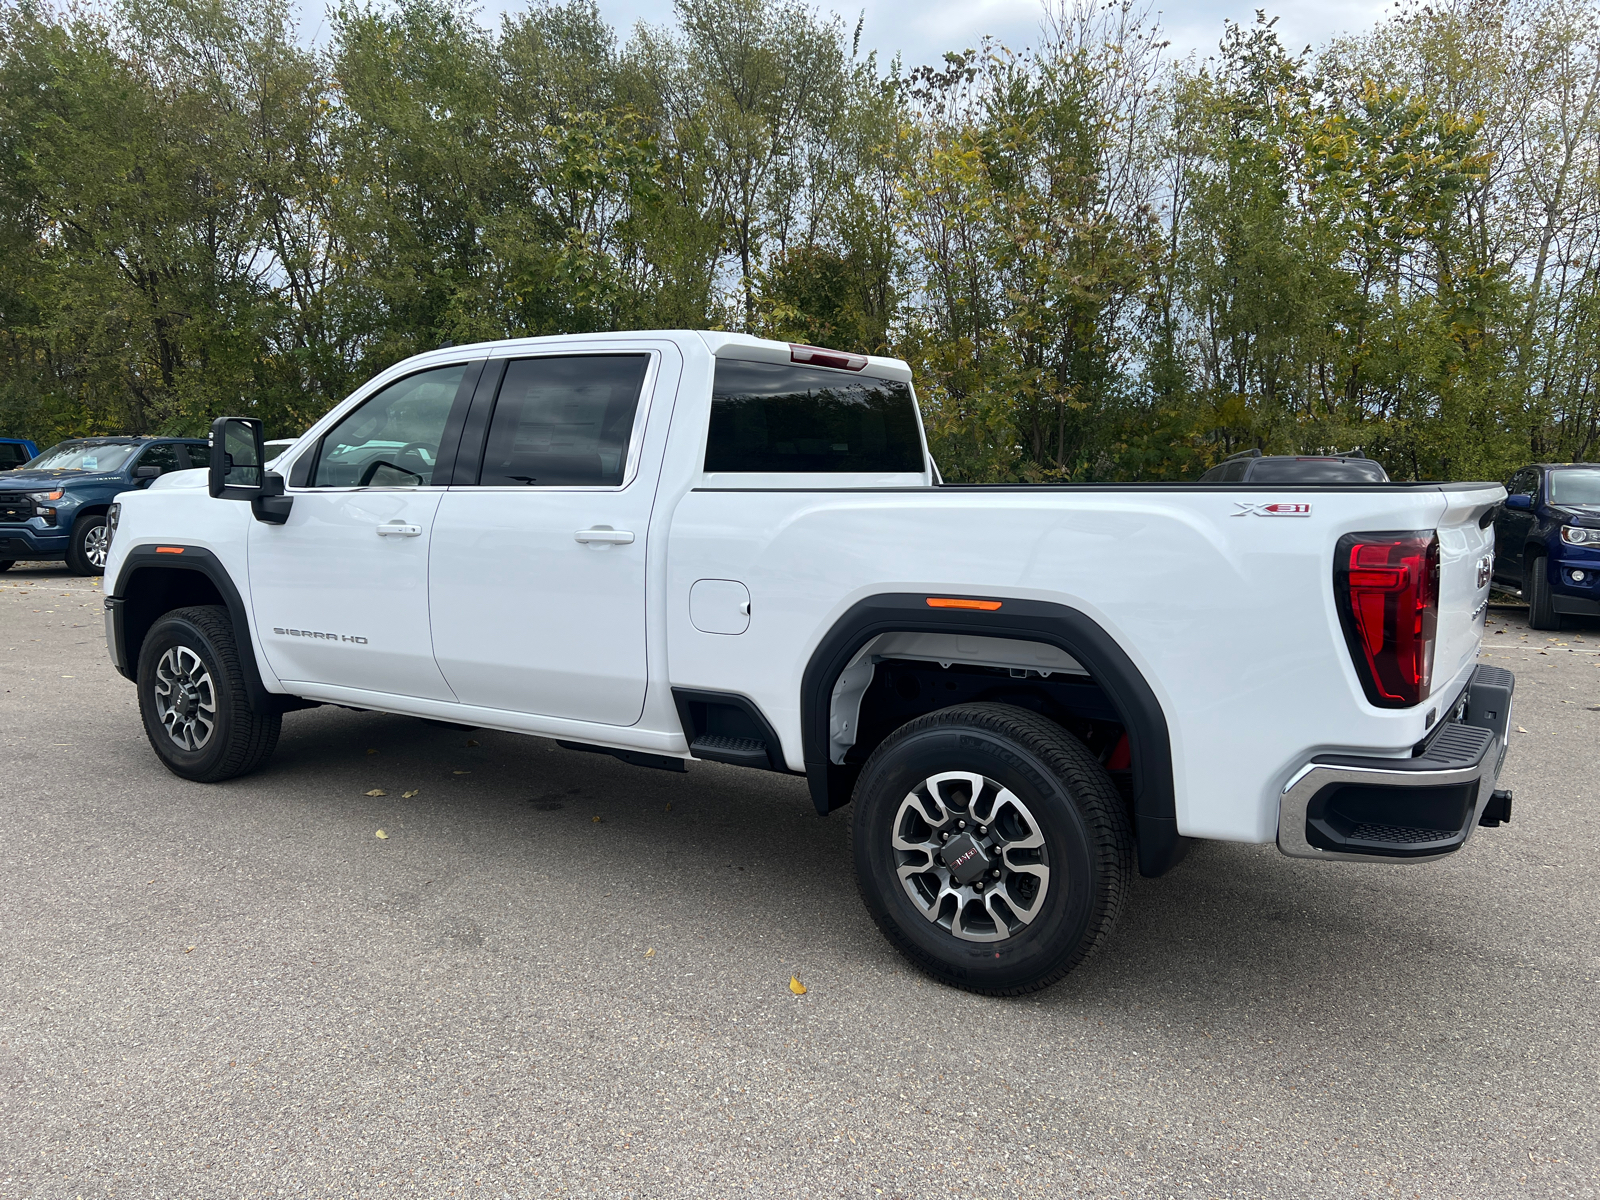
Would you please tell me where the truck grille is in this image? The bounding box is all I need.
[0,492,35,523]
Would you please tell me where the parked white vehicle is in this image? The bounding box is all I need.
[101,331,1515,993]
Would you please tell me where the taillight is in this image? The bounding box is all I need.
[1334,531,1439,707]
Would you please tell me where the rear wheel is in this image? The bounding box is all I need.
[1528,554,1563,630]
[850,702,1133,996]
[137,605,281,782]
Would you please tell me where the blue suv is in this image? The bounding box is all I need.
[1492,462,1600,629]
[0,437,208,574]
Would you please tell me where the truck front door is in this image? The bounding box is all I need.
[248,363,475,701]
[428,350,672,725]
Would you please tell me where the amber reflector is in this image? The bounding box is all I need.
[155,546,185,554]
[925,597,1002,611]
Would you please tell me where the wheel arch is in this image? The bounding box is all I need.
[109,545,293,715]
[800,593,1186,878]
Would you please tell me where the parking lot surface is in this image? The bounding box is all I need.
[1,565,1597,1199]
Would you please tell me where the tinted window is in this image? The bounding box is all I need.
[313,365,467,487]
[136,444,182,475]
[1508,469,1537,496]
[25,442,140,472]
[706,360,925,474]
[477,355,649,487]
[0,444,29,468]
[1247,458,1388,483]
[1547,468,1600,505]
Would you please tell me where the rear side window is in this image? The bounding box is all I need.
[1247,458,1388,483]
[478,355,650,487]
[706,359,925,474]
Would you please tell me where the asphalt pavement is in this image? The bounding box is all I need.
[1,564,1597,1199]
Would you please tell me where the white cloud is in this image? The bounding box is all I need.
[291,0,1395,66]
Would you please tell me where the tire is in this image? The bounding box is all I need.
[1528,554,1563,630]
[66,512,109,575]
[0,560,12,572]
[849,702,1134,996]
[137,605,281,783]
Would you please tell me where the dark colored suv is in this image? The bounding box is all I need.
[1199,448,1390,483]
[1492,463,1600,629]
[0,436,207,574]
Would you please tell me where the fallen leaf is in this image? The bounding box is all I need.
[592,815,603,823]
[789,975,808,996]
[466,739,479,747]
[365,788,387,796]
[402,789,419,798]
[366,748,377,755]
[185,945,195,954]
[645,947,656,958]
[453,770,471,775]
[375,829,389,840]
[664,802,672,811]
[1517,725,1529,733]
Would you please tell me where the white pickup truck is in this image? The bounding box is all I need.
[101,331,1516,994]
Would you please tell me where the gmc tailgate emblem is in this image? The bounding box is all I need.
[1232,502,1312,517]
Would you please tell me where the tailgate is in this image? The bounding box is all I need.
[1433,485,1502,698]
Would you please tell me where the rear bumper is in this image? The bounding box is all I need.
[1278,664,1514,862]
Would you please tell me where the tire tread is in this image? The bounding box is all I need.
[850,701,1133,996]
[140,605,280,782]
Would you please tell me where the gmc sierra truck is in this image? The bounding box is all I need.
[100,331,1515,994]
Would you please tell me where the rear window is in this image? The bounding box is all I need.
[1247,458,1389,483]
[479,355,650,487]
[706,359,925,474]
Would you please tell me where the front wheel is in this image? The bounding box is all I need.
[137,605,281,782]
[850,702,1133,996]
[66,513,109,575]
[1528,555,1563,630]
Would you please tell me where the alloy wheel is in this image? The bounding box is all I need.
[891,770,1051,942]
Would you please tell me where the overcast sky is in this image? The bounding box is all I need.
[292,0,1398,67]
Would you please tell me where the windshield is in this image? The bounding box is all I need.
[1547,467,1600,505]
[25,442,139,473]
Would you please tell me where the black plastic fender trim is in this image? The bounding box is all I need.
[110,544,310,716]
[799,593,1187,878]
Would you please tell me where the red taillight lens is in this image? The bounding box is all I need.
[1334,531,1439,707]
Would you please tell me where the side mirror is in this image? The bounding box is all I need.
[209,416,293,525]
[133,465,161,479]
[210,417,265,498]
[1504,493,1532,511]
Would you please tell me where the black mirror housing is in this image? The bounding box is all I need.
[210,417,266,499]
[133,465,161,479]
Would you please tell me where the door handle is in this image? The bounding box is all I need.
[376,523,422,537]
[574,527,634,545]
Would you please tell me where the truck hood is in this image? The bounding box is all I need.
[0,468,120,488]
[1549,504,1600,524]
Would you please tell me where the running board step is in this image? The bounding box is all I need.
[690,734,771,769]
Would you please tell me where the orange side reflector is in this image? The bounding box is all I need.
[926,597,1002,611]
[155,546,185,554]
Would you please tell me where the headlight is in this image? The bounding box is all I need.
[28,489,63,503]
[105,502,120,549]
[1561,525,1600,545]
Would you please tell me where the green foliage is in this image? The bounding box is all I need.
[0,0,1596,483]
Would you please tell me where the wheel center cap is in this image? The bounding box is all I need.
[175,689,196,719]
[942,832,992,886]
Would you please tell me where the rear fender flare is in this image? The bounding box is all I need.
[799,593,1186,877]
